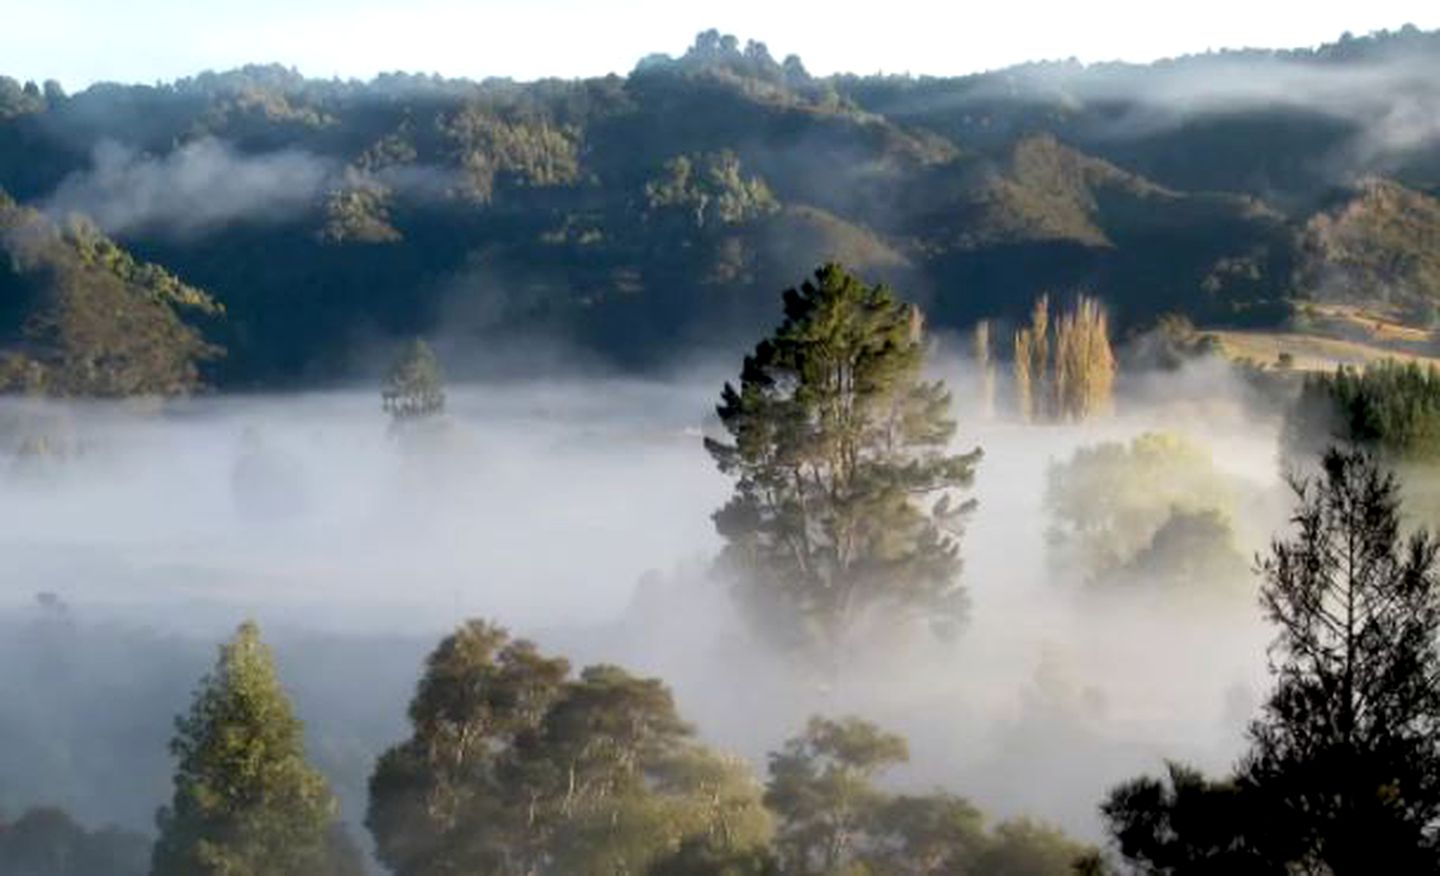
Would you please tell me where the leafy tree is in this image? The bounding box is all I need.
[707,263,982,654]
[765,716,909,873]
[151,621,343,876]
[382,338,446,422]
[645,151,779,228]
[441,106,581,203]
[1241,447,1440,871]
[367,620,772,876]
[1120,508,1248,588]
[321,171,401,244]
[864,792,988,874]
[972,819,1097,876]
[766,716,1092,875]
[1045,432,1243,584]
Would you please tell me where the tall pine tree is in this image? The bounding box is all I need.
[707,263,981,655]
[152,621,342,876]
[1242,448,1440,871]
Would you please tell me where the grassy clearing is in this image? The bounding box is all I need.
[1210,329,1440,373]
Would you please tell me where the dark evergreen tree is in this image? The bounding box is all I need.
[1285,362,1440,464]
[1100,763,1278,875]
[1100,448,1440,874]
[1242,447,1440,871]
[707,263,982,655]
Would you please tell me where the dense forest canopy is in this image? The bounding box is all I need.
[3,26,1440,390]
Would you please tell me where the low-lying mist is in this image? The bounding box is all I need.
[0,358,1291,848]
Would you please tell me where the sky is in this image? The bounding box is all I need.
[6,0,1440,90]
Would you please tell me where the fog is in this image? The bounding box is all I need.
[42,138,339,237]
[0,356,1297,850]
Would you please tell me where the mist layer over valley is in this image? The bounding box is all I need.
[0,360,1285,850]
[10,16,1440,876]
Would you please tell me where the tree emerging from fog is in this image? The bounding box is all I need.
[381,338,446,422]
[766,715,1095,875]
[1102,448,1440,873]
[365,620,773,876]
[707,263,982,656]
[1045,432,1246,587]
[151,621,350,876]
[1244,447,1440,871]
[1013,295,1115,423]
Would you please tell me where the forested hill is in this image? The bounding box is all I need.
[2,26,1440,391]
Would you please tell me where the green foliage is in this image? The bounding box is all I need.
[60,216,222,315]
[1299,179,1440,309]
[1244,448,1440,870]
[1102,449,1440,872]
[1046,432,1244,585]
[366,620,772,876]
[0,199,221,397]
[1286,361,1440,464]
[441,105,581,203]
[1100,763,1270,874]
[0,807,149,876]
[707,264,982,653]
[321,173,401,244]
[765,716,1093,875]
[765,716,909,873]
[1121,508,1249,588]
[152,621,342,876]
[382,338,445,421]
[646,151,779,228]
[3,32,1372,387]
[972,819,1096,876]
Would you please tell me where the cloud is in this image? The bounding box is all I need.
[43,137,340,237]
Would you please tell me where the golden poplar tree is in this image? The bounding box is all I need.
[1013,294,1115,422]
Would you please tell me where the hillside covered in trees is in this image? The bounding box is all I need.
[3,26,1440,390]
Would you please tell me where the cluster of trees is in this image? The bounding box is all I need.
[1285,361,1440,464]
[645,151,780,229]
[440,105,583,204]
[0,196,221,397]
[1045,432,1247,587]
[9,615,1089,876]
[1013,296,1116,422]
[366,621,777,875]
[1102,448,1440,872]
[12,443,1440,874]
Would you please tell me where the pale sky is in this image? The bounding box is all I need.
[7,0,1440,90]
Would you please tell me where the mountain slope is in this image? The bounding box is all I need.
[1,28,1439,389]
